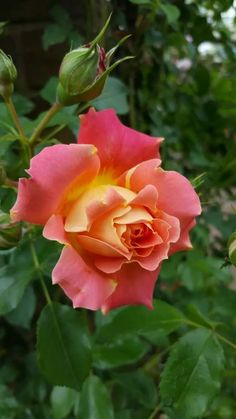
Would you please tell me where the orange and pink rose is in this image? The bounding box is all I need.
[11,108,201,312]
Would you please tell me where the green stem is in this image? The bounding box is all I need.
[5,97,28,143]
[184,319,236,351]
[143,347,170,374]
[215,332,236,351]
[30,234,79,388]
[147,404,162,419]
[43,124,66,142]
[29,102,62,146]
[77,102,90,114]
[4,177,18,189]
[30,239,52,306]
[4,96,31,163]
[29,232,80,388]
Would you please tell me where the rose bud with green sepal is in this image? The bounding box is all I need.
[0,210,21,250]
[57,15,132,106]
[0,49,17,99]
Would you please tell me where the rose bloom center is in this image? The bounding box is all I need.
[63,184,173,264]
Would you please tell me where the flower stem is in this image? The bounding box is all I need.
[5,97,28,143]
[184,319,236,351]
[4,96,31,163]
[215,332,236,351]
[147,404,162,419]
[143,347,170,374]
[77,102,90,114]
[29,102,62,146]
[30,239,52,306]
[4,177,18,189]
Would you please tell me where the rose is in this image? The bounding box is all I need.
[11,108,201,312]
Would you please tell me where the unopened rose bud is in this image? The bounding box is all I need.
[0,49,17,99]
[228,231,236,267]
[0,211,21,250]
[59,46,100,95]
[57,15,132,106]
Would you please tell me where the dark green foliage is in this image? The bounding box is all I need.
[37,303,92,389]
[160,329,225,418]
[77,375,115,419]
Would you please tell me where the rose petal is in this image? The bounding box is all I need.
[134,246,155,257]
[115,206,153,225]
[169,219,196,254]
[43,214,67,244]
[95,256,125,273]
[153,211,180,243]
[11,144,100,225]
[78,108,163,176]
[102,263,161,313]
[52,245,116,310]
[88,206,131,253]
[77,234,130,258]
[130,185,158,213]
[152,219,171,242]
[65,185,134,233]
[122,160,201,221]
[135,243,169,270]
[133,231,163,248]
[120,159,201,253]
[118,159,161,189]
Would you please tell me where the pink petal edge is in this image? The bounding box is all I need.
[78,108,163,176]
[11,144,100,225]
[52,245,116,311]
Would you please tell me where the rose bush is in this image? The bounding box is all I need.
[11,108,201,312]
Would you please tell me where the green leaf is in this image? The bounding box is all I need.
[92,77,129,115]
[0,22,8,36]
[37,303,91,390]
[0,133,18,159]
[194,64,210,96]
[40,77,58,104]
[115,410,150,419]
[129,0,151,4]
[114,370,158,409]
[13,93,34,115]
[177,251,231,291]
[93,337,150,369]
[51,386,78,419]
[0,265,34,315]
[33,235,61,277]
[51,5,73,29]
[42,24,67,50]
[0,384,18,417]
[212,286,236,320]
[95,300,185,342]
[160,329,224,418]
[186,304,215,330]
[34,105,78,134]
[160,3,180,24]
[78,375,114,419]
[5,286,36,329]
[191,172,206,189]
